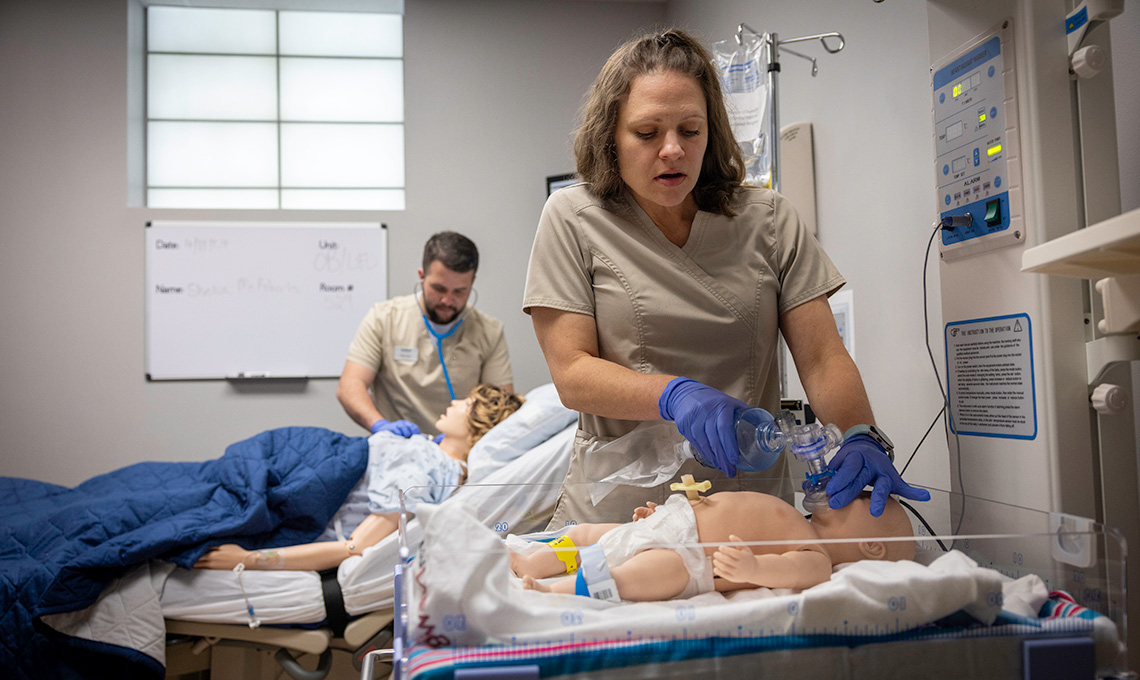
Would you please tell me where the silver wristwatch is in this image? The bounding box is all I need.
[843,424,895,462]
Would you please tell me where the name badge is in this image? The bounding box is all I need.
[393,346,418,363]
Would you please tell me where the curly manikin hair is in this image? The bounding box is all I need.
[465,384,525,445]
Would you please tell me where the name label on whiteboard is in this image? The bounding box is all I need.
[945,313,1037,439]
[393,346,418,363]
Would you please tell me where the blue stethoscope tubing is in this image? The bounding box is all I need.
[415,283,476,401]
[422,313,463,400]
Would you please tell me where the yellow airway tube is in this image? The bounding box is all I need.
[549,534,578,574]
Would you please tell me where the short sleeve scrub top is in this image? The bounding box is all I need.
[523,184,845,525]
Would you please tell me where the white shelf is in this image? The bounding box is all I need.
[1021,207,1140,279]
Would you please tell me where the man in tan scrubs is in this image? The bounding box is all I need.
[338,232,513,437]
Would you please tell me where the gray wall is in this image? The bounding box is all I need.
[1,0,1133,490]
[665,0,1138,494]
[1112,0,1139,213]
[0,0,663,483]
[667,0,955,492]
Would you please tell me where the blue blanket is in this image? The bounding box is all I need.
[0,426,369,680]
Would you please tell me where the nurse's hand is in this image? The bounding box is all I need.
[825,435,931,516]
[370,418,421,437]
[658,377,749,477]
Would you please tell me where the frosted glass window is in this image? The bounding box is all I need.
[149,189,280,209]
[148,55,277,120]
[148,122,278,187]
[279,12,402,58]
[148,7,276,55]
[282,189,406,211]
[145,7,404,210]
[281,124,404,188]
[280,58,403,122]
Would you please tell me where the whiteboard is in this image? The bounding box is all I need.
[145,221,387,380]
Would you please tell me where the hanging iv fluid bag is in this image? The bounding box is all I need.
[713,35,770,188]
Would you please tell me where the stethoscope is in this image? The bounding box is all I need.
[415,282,477,400]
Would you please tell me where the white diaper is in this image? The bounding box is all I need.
[597,494,713,599]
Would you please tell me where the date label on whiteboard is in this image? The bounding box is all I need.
[945,313,1036,439]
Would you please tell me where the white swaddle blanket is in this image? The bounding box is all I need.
[408,501,1035,648]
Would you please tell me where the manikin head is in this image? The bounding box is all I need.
[434,384,525,453]
[810,492,916,565]
[418,231,479,324]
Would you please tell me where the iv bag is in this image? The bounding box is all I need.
[713,35,770,189]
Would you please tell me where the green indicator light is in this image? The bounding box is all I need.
[988,144,1002,156]
[979,113,986,122]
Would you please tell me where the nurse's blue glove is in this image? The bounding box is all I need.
[432,433,445,444]
[658,377,749,477]
[825,435,931,516]
[370,418,421,438]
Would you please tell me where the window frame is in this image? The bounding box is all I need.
[142,4,406,211]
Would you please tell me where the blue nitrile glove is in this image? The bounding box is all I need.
[825,435,931,516]
[432,433,445,444]
[658,377,749,477]
[370,418,421,438]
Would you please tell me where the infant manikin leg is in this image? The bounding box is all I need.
[523,547,687,602]
[605,549,688,601]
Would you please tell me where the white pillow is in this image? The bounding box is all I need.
[465,383,576,483]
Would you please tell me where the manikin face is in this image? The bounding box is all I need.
[434,397,471,439]
[615,70,708,220]
[418,260,475,324]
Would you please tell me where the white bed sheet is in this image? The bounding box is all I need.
[160,424,576,625]
[407,500,1117,650]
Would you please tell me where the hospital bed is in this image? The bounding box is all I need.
[149,384,576,680]
[362,480,1130,680]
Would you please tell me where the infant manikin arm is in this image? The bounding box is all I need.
[711,536,832,590]
[631,501,659,521]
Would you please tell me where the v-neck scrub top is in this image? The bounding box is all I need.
[523,183,845,525]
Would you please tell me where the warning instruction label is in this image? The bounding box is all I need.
[945,313,1036,439]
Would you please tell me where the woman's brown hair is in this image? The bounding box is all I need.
[573,29,745,215]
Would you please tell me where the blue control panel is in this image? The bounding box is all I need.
[932,32,1018,252]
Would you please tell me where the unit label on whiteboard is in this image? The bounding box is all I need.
[945,313,1036,439]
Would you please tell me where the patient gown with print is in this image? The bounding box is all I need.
[0,426,368,680]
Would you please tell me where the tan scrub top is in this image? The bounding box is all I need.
[347,294,513,434]
[523,184,845,525]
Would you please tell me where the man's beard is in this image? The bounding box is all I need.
[426,303,459,324]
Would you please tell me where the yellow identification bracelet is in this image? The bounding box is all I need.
[549,534,578,574]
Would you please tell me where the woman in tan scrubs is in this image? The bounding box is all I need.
[523,30,928,526]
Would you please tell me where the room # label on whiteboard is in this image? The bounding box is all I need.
[945,313,1036,439]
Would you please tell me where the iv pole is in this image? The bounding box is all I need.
[735,24,844,400]
[735,24,844,193]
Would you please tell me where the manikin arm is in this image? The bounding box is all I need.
[194,512,399,572]
[711,536,833,590]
